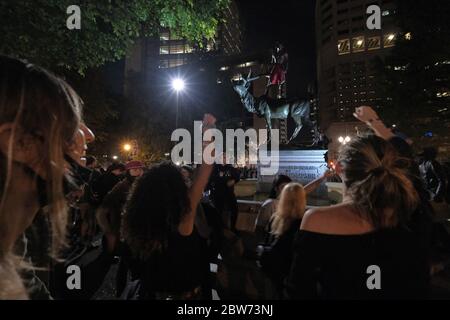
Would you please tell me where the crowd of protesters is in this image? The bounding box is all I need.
[1,56,450,300]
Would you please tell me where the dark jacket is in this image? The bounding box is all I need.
[98,176,134,236]
[92,172,123,204]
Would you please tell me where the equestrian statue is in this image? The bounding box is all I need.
[232,70,316,144]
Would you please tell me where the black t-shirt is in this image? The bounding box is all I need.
[285,226,430,299]
[124,229,203,297]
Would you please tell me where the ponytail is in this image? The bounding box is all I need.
[339,135,419,228]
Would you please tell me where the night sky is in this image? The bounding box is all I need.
[238,0,317,99]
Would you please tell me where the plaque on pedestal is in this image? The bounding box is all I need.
[257,149,329,205]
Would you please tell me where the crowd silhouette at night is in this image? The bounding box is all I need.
[1,56,450,300]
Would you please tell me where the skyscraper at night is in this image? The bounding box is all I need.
[316,0,401,157]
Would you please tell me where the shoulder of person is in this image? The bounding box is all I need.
[300,207,330,232]
[300,204,353,234]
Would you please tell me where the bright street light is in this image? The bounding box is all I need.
[338,136,351,145]
[112,155,118,160]
[171,78,185,92]
[123,143,131,152]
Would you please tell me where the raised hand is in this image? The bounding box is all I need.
[353,106,394,141]
[202,113,217,132]
[353,106,380,124]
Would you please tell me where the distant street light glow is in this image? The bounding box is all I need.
[172,78,185,92]
[112,155,118,160]
[338,136,351,145]
[123,143,131,152]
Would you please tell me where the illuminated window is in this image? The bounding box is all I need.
[159,46,169,55]
[405,32,412,40]
[160,32,169,41]
[170,44,185,54]
[383,33,396,48]
[206,40,216,52]
[352,36,365,53]
[338,39,351,55]
[367,36,381,50]
[185,44,194,53]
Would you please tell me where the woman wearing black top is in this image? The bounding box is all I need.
[285,132,430,299]
[121,114,216,299]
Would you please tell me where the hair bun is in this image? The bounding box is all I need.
[370,166,385,176]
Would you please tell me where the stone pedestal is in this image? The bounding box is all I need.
[257,149,329,205]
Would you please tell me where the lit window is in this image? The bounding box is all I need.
[394,65,407,71]
[437,91,450,98]
[352,36,365,53]
[405,32,412,40]
[367,36,381,51]
[338,39,351,55]
[159,46,169,55]
[170,44,185,54]
[185,44,194,53]
[160,32,169,41]
[383,33,396,48]
[206,39,216,52]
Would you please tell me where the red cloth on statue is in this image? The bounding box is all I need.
[269,64,286,85]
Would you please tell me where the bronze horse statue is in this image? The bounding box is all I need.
[232,70,315,144]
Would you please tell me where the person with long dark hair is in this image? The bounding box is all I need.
[121,114,216,299]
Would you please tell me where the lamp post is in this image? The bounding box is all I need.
[338,136,351,145]
[123,143,132,161]
[171,78,185,128]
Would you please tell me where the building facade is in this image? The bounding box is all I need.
[124,0,243,80]
[316,0,400,159]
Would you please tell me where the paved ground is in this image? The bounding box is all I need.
[92,255,450,300]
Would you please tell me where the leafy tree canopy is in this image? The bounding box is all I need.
[0,0,229,73]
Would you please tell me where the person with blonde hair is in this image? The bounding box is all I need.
[258,182,307,298]
[0,56,87,299]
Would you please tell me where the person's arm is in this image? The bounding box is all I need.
[304,170,334,194]
[353,106,395,140]
[178,114,217,236]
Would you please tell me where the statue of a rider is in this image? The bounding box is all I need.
[266,42,288,99]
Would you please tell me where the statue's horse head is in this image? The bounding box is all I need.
[231,69,259,99]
